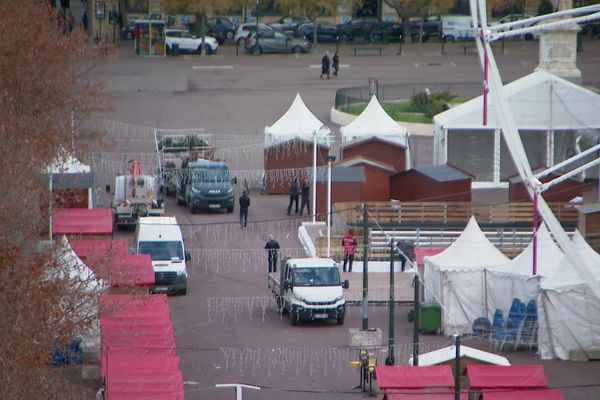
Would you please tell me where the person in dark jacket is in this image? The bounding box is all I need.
[239,191,250,228]
[299,181,310,216]
[320,51,330,79]
[332,51,340,77]
[264,234,280,273]
[287,178,299,215]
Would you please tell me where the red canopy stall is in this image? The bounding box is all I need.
[375,366,467,400]
[481,389,563,400]
[52,208,113,237]
[467,365,548,390]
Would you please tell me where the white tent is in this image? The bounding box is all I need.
[264,93,331,146]
[340,95,409,146]
[484,224,564,320]
[538,230,600,360]
[433,70,600,182]
[424,216,509,335]
[49,154,95,208]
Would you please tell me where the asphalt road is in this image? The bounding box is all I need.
[98,39,600,400]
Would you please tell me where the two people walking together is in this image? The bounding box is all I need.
[287,178,310,216]
[320,51,340,79]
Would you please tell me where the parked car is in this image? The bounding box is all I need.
[491,14,538,40]
[120,24,135,40]
[245,30,311,54]
[234,23,273,46]
[164,29,219,54]
[296,21,340,43]
[410,14,442,39]
[205,17,236,43]
[268,16,312,32]
[336,17,381,41]
[441,15,475,42]
[369,22,402,42]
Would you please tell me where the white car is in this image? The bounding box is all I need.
[233,23,273,46]
[165,29,219,54]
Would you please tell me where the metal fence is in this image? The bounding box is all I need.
[334,81,483,110]
[334,79,600,110]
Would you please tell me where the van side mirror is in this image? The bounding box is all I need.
[343,279,349,289]
[185,251,191,261]
[232,177,237,185]
[105,184,111,193]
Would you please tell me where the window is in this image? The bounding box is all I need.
[138,241,183,261]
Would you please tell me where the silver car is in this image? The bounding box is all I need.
[165,29,219,54]
[244,30,311,54]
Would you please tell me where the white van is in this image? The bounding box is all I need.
[441,15,475,42]
[135,216,189,295]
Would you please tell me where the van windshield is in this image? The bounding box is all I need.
[138,241,184,261]
[191,166,230,183]
[292,267,341,286]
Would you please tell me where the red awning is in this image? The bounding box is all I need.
[99,294,184,400]
[386,388,468,400]
[53,208,113,236]
[375,366,455,389]
[70,240,154,287]
[467,365,548,390]
[416,247,446,267]
[481,389,563,400]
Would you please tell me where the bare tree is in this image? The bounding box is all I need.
[164,0,236,55]
[384,0,452,43]
[274,0,341,50]
[0,1,109,398]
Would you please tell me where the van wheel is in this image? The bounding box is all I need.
[227,207,233,213]
[176,191,184,205]
[445,35,455,42]
[337,315,345,325]
[180,287,187,295]
[291,46,302,54]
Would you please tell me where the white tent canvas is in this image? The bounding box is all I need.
[538,231,600,360]
[432,71,600,182]
[264,93,331,146]
[424,216,509,335]
[340,95,409,146]
[484,224,564,320]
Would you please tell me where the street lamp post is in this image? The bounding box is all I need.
[255,0,260,54]
[326,154,336,257]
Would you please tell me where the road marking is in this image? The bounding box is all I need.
[192,65,234,70]
[309,64,350,68]
[184,381,200,385]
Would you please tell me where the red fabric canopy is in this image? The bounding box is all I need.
[467,365,548,390]
[53,208,113,236]
[386,389,468,400]
[416,247,446,267]
[99,294,184,400]
[482,389,563,400]
[375,366,455,389]
[70,240,154,287]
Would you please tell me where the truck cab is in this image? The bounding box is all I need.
[135,216,189,295]
[176,159,235,213]
[270,258,349,325]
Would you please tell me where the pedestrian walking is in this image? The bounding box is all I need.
[342,229,357,273]
[265,234,280,273]
[287,178,299,215]
[239,191,250,228]
[320,51,331,79]
[332,51,340,77]
[81,10,88,31]
[68,12,75,32]
[300,181,310,216]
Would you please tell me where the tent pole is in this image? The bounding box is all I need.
[312,131,317,223]
[533,193,539,275]
[454,334,461,400]
[483,40,489,126]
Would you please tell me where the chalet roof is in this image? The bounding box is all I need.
[405,164,472,183]
[337,155,397,173]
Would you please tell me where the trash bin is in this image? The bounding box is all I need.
[419,302,441,333]
[171,43,179,56]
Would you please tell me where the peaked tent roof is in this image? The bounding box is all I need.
[542,230,600,290]
[264,93,331,145]
[341,95,408,145]
[425,216,509,270]
[434,70,600,130]
[490,224,565,278]
[409,345,510,367]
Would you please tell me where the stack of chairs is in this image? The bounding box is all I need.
[491,298,532,351]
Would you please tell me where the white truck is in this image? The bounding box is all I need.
[110,160,164,229]
[268,258,349,326]
[135,216,189,295]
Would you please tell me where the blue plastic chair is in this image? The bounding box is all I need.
[490,309,508,350]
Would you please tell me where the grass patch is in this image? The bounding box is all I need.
[343,98,469,123]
